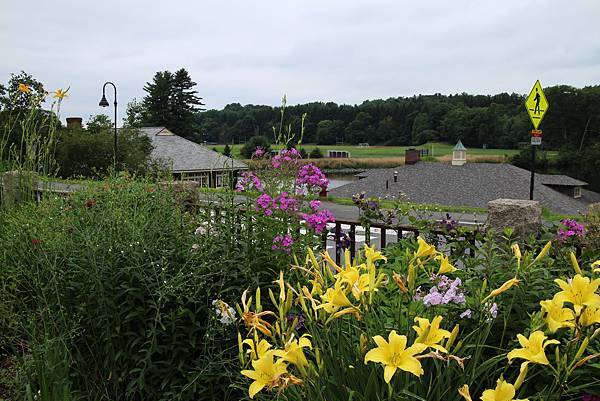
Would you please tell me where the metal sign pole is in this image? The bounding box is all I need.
[529,144,535,200]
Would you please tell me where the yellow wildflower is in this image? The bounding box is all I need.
[436,254,457,274]
[483,278,520,301]
[553,274,600,315]
[579,305,600,327]
[53,87,69,100]
[540,298,575,333]
[415,236,436,259]
[364,243,387,263]
[412,316,452,353]
[242,338,273,360]
[364,330,427,382]
[18,83,31,94]
[273,335,312,367]
[533,241,552,263]
[481,378,529,401]
[507,331,559,365]
[458,384,473,401]
[241,351,287,399]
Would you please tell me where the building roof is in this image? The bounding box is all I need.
[453,140,467,151]
[328,162,598,215]
[537,174,587,187]
[139,127,247,173]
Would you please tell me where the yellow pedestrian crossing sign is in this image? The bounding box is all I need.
[525,80,548,129]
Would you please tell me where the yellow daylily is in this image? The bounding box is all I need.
[415,236,436,259]
[579,305,600,327]
[481,378,529,401]
[53,87,69,100]
[533,241,551,263]
[364,243,387,263]
[511,244,521,262]
[242,338,273,360]
[553,274,600,315]
[570,252,583,275]
[483,278,520,301]
[241,351,288,399]
[458,384,473,401]
[436,254,457,274]
[392,271,408,293]
[18,83,31,94]
[364,330,427,382]
[317,281,353,313]
[507,331,559,365]
[540,298,575,333]
[273,335,312,367]
[412,316,452,353]
[241,290,276,336]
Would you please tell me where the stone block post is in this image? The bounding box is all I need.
[485,198,542,237]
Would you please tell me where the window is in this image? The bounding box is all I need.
[574,186,582,198]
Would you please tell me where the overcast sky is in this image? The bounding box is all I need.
[2,0,599,125]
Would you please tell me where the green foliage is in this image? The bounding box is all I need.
[85,114,113,134]
[308,147,323,158]
[222,144,231,157]
[54,128,152,178]
[240,136,271,159]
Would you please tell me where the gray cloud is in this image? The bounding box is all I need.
[1,0,599,125]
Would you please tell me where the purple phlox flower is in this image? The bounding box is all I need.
[272,234,294,254]
[255,193,274,216]
[460,309,472,319]
[440,213,458,231]
[236,171,263,192]
[286,312,306,330]
[582,394,600,401]
[296,163,329,193]
[252,146,266,158]
[488,302,498,319]
[271,148,302,169]
[302,209,336,234]
[309,199,321,212]
[557,218,586,242]
[422,275,465,307]
[275,192,299,212]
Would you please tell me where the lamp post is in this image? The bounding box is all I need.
[99,82,118,170]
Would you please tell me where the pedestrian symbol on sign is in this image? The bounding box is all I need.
[525,81,548,129]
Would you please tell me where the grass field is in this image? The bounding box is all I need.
[212,142,528,159]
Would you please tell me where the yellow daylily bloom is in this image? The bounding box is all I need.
[458,384,473,401]
[18,83,31,93]
[481,378,529,401]
[53,87,69,100]
[317,281,353,313]
[364,243,387,263]
[533,241,552,263]
[412,316,452,353]
[483,278,520,301]
[335,263,372,300]
[364,330,427,382]
[570,252,583,275]
[436,254,457,274]
[415,236,436,259]
[553,274,600,315]
[579,305,600,327]
[241,290,276,336]
[511,244,521,262]
[540,298,575,333]
[242,338,273,360]
[241,351,288,399]
[273,335,312,367]
[507,331,559,365]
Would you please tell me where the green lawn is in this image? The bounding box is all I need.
[211,142,532,159]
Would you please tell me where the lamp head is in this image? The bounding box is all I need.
[99,94,109,107]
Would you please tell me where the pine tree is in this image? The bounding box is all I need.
[141,69,204,138]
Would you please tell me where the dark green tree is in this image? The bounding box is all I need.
[222,144,231,157]
[86,114,113,134]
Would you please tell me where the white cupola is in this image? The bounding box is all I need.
[452,140,467,166]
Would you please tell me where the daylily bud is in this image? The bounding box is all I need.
[514,362,529,390]
[458,384,472,401]
[446,324,460,352]
[483,277,520,302]
[511,243,521,261]
[392,271,408,293]
[570,252,583,275]
[408,263,416,292]
[574,337,589,362]
[533,241,552,263]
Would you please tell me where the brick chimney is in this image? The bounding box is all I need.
[66,117,83,130]
[404,148,420,165]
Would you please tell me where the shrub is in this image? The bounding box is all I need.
[309,147,323,159]
[240,136,271,159]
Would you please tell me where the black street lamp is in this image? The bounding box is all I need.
[99,82,118,170]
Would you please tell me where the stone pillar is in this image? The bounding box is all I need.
[485,199,542,237]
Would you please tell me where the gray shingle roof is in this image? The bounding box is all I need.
[537,174,587,186]
[328,162,598,215]
[139,127,247,173]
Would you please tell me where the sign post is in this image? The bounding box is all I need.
[524,81,549,200]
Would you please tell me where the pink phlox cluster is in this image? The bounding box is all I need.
[271,148,301,169]
[252,146,266,158]
[309,200,321,212]
[420,275,466,307]
[272,234,294,254]
[255,194,275,216]
[557,218,586,242]
[275,192,298,212]
[235,171,263,192]
[302,209,335,234]
[296,163,329,192]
